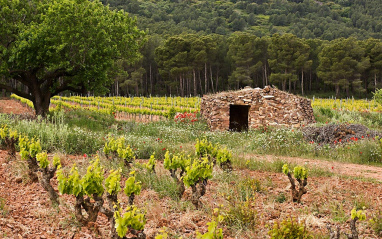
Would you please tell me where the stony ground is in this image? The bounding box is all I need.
[0,151,382,238]
[1,99,382,238]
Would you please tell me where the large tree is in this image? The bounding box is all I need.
[0,0,144,116]
[268,33,310,92]
[317,38,369,97]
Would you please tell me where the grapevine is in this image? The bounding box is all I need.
[57,158,105,225]
[36,152,61,204]
[124,171,142,205]
[18,136,42,182]
[0,125,18,159]
[282,164,308,203]
[163,150,190,199]
[183,157,213,209]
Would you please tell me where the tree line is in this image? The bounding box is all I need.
[110,33,382,98]
[102,0,382,40]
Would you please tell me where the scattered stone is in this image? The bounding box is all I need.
[15,177,23,184]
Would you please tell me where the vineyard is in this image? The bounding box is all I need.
[0,95,382,238]
[11,94,200,121]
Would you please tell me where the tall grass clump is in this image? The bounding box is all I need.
[0,112,104,154]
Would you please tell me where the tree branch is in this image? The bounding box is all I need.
[0,83,33,101]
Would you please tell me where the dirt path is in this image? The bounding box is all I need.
[0,98,34,116]
[245,154,382,182]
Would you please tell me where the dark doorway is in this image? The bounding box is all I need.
[229,105,250,132]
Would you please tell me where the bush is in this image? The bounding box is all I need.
[373,88,382,105]
[370,210,382,237]
[268,217,313,239]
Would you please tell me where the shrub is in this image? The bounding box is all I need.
[370,210,382,237]
[268,217,313,239]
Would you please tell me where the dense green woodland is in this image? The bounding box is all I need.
[99,0,382,98]
[102,0,382,40]
[1,0,382,114]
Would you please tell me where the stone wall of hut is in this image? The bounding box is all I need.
[200,86,315,131]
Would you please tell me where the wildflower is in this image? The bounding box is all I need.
[339,139,342,142]
[180,146,182,148]
[331,166,334,170]
[362,136,364,138]
[162,147,166,151]
[360,151,362,154]
[84,153,87,158]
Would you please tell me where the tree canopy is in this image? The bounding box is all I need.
[0,0,144,116]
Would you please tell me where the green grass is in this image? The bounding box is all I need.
[2,106,382,166]
[63,109,116,132]
[135,168,180,201]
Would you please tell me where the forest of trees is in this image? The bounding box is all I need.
[99,0,382,98]
[2,0,382,99]
[105,33,382,98]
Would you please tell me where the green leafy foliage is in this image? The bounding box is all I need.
[166,107,176,119]
[57,158,104,197]
[81,158,105,196]
[282,164,289,175]
[0,125,7,139]
[293,166,308,180]
[29,139,42,159]
[144,153,156,173]
[195,138,217,159]
[114,205,146,237]
[18,135,42,160]
[0,0,144,116]
[57,164,83,196]
[0,125,17,140]
[183,157,213,187]
[163,151,190,172]
[52,155,61,168]
[216,147,232,165]
[223,199,257,230]
[124,171,141,197]
[105,169,122,195]
[351,208,366,221]
[196,207,224,239]
[268,217,313,239]
[283,164,308,180]
[373,89,382,104]
[103,136,135,163]
[36,152,49,169]
[369,210,382,236]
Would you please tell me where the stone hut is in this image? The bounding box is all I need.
[200,86,315,131]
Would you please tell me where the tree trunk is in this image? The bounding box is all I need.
[169,169,185,199]
[150,64,153,95]
[27,157,39,183]
[199,70,203,95]
[210,64,214,94]
[301,69,304,96]
[204,63,208,93]
[33,93,51,117]
[335,85,340,98]
[309,70,312,92]
[193,69,197,96]
[215,68,219,92]
[375,72,377,92]
[40,167,59,205]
